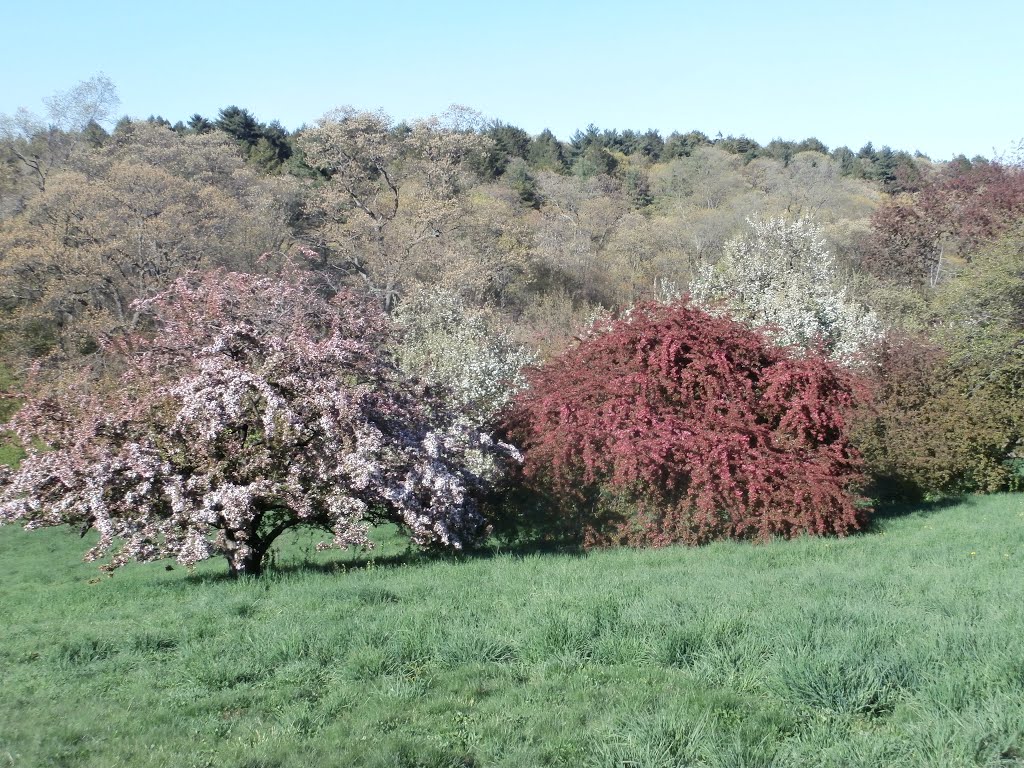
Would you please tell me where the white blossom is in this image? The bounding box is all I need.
[690,217,882,363]
[393,286,534,426]
[1,269,518,575]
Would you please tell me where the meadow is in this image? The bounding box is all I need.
[1,495,1023,768]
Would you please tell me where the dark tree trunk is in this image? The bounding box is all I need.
[223,516,296,577]
[227,546,265,577]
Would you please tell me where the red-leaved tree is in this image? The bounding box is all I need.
[867,161,1024,286]
[504,301,870,546]
[0,268,517,575]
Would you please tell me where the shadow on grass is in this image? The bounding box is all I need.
[175,491,976,583]
[867,495,970,527]
[179,535,587,585]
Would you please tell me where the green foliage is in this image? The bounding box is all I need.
[663,130,711,158]
[934,228,1024,407]
[857,227,1024,499]
[216,105,261,144]
[572,143,618,179]
[187,113,214,134]
[933,228,1024,485]
[0,363,23,468]
[0,440,25,468]
[476,121,531,178]
[0,362,19,422]
[215,106,292,172]
[1,496,1023,766]
[81,119,108,148]
[714,134,762,161]
[623,167,653,208]
[526,128,568,172]
[504,157,540,208]
[853,335,1016,500]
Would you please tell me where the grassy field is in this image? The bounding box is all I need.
[1,495,1023,767]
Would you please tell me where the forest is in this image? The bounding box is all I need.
[0,74,1022,573]
[2,74,1024,768]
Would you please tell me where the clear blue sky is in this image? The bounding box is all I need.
[3,0,1021,161]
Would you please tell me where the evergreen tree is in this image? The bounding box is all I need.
[796,137,829,155]
[505,157,541,208]
[766,138,796,166]
[216,106,261,146]
[81,120,108,148]
[832,146,859,177]
[569,123,602,160]
[624,168,653,208]
[477,121,531,178]
[572,143,617,179]
[527,129,568,173]
[187,114,214,134]
[663,130,710,158]
[715,135,762,161]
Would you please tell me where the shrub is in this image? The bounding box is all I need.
[852,229,1024,499]
[0,268,517,576]
[504,300,870,546]
[933,227,1024,485]
[852,334,1017,500]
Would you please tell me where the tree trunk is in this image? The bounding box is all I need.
[224,516,297,577]
[227,546,265,578]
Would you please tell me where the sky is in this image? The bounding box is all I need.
[2,0,1021,161]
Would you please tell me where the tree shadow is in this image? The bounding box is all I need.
[178,532,586,584]
[866,494,970,528]
[177,490,976,583]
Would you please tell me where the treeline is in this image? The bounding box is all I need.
[1,76,1022,506]
[141,105,942,195]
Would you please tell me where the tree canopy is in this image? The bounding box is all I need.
[0,268,517,575]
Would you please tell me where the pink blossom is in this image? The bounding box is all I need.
[1,268,516,576]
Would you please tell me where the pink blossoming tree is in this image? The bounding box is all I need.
[0,268,517,576]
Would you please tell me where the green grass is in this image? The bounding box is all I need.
[1,496,1023,767]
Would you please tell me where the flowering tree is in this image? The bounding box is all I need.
[0,269,517,576]
[691,218,881,362]
[392,286,534,428]
[505,300,869,547]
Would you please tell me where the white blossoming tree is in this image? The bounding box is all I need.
[690,218,881,362]
[393,286,534,428]
[0,268,518,576]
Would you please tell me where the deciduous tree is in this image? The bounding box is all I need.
[691,218,881,362]
[0,268,517,576]
[299,107,490,309]
[866,162,1024,285]
[0,74,120,193]
[0,122,295,355]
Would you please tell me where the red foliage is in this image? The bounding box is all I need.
[504,301,870,546]
[867,162,1024,284]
